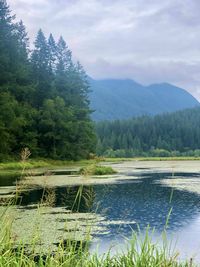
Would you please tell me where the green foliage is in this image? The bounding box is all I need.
[0,1,96,161]
[79,165,117,176]
[96,107,200,158]
[93,166,117,175]
[0,222,194,266]
[0,155,194,266]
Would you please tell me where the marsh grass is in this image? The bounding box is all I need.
[79,165,117,176]
[0,149,196,266]
[104,157,200,162]
[0,158,100,172]
[0,161,49,171]
[1,156,200,173]
[0,226,194,266]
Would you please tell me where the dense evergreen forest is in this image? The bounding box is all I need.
[0,0,96,161]
[2,0,200,161]
[96,107,200,157]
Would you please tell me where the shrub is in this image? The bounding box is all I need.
[79,165,117,176]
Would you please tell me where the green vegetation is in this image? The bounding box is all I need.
[104,157,200,162]
[0,241,191,267]
[0,158,103,171]
[0,0,96,162]
[96,107,200,158]
[0,161,50,171]
[79,165,117,176]
[0,1,198,265]
[0,211,193,267]
[0,153,195,266]
[1,156,200,175]
[1,0,200,163]
[92,166,117,175]
[136,157,200,161]
[0,159,100,178]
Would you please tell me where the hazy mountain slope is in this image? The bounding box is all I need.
[89,78,199,121]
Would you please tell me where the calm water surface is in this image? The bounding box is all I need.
[1,171,200,260]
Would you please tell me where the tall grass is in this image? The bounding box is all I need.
[0,158,102,172]
[79,165,117,176]
[0,149,196,266]
[0,227,194,266]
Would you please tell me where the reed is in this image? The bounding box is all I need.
[79,165,117,176]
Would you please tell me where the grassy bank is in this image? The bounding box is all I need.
[79,165,117,176]
[1,156,200,172]
[0,196,195,267]
[0,220,193,267]
[104,156,200,162]
[0,159,98,172]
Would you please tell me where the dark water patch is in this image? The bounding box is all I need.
[0,172,43,186]
[53,239,89,251]
[57,228,87,233]
[18,205,39,210]
[57,217,92,223]
[135,167,150,170]
[116,179,142,184]
[51,170,78,175]
[32,170,78,176]
[43,211,70,215]
[0,191,14,195]
[141,172,200,179]
[16,185,95,212]
[0,173,21,186]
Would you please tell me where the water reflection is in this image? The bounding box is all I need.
[1,171,200,259]
[0,173,22,186]
[92,172,200,259]
[2,172,200,233]
[19,185,95,212]
[94,173,200,237]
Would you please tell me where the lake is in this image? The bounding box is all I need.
[1,160,200,261]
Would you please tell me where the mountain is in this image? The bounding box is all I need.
[89,78,199,121]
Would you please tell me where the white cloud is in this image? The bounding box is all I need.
[7,0,200,100]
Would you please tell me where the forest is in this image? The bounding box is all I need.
[96,107,200,157]
[1,0,200,162]
[0,1,96,161]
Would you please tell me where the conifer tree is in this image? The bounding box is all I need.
[0,1,96,160]
[48,33,57,72]
[31,29,52,106]
[0,0,17,87]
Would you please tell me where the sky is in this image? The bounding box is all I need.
[7,0,200,100]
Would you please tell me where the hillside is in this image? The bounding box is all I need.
[89,78,199,121]
[96,106,200,157]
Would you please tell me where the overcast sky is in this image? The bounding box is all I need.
[7,0,200,100]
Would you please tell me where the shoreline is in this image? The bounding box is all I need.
[1,156,200,172]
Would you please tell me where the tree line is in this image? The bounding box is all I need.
[96,107,200,157]
[0,0,96,161]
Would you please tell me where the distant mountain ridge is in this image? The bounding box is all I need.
[89,78,199,121]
